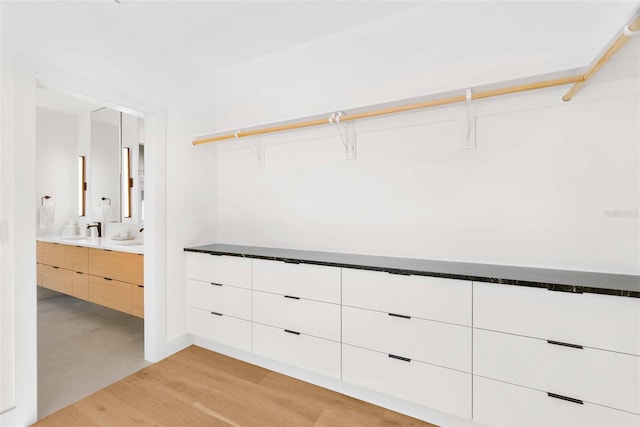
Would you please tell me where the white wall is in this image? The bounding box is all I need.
[215,19,640,275]
[35,108,78,236]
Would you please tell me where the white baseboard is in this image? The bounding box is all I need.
[161,333,193,360]
[193,337,482,427]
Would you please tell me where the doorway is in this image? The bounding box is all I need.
[35,91,151,417]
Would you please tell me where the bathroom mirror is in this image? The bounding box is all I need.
[90,108,143,224]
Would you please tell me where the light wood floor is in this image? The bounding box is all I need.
[34,345,437,427]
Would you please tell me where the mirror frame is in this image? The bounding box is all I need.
[78,155,86,217]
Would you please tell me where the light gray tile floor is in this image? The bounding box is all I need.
[37,293,149,419]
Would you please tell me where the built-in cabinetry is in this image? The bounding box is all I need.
[473,283,640,426]
[341,268,472,419]
[185,249,640,426]
[252,259,341,379]
[37,241,144,318]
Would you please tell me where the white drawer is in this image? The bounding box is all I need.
[253,323,340,379]
[473,376,640,427]
[186,252,252,289]
[342,268,471,326]
[252,259,340,303]
[342,306,470,372]
[474,282,640,355]
[253,291,340,341]
[187,279,251,320]
[474,329,640,414]
[342,344,471,419]
[187,307,252,352]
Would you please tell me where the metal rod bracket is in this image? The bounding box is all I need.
[241,133,265,168]
[460,88,476,150]
[330,112,356,160]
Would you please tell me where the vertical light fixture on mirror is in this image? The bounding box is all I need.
[122,147,132,218]
[78,155,86,216]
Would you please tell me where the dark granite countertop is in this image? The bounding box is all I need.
[184,244,640,298]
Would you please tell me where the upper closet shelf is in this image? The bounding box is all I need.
[192,14,640,148]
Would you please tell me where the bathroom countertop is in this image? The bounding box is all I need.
[184,243,640,298]
[38,236,144,255]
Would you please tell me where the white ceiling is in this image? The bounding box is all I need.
[12,1,639,117]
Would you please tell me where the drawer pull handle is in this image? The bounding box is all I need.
[388,354,411,362]
[547,340,583,349]
[547,392,583,405]
[137,285,144,288]
[547,287,583,294]
[284,329,300,335]
[283,260,300,264]
[104,277,113,281]
[284,295,300,300]
[388,312,411,319]
[386,270,411,276]
[75,271,84,275]
[52,266,60,269]
[210,311,223,316]
[210,282,223,287]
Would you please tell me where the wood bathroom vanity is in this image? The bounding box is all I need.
[37,239,144,318]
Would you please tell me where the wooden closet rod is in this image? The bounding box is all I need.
[193,75,582,145]
[563,15,640,101]
[193,14,638,146]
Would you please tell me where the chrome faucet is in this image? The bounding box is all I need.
[86,222,102,238]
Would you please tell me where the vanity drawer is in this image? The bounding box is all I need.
[72,271,89,300]
[473,376,640,427]
[253,291,340,341]
[188,279,251,320]
[252,259,340,304]
[88,275,131,314]
[186,252,251,289]
[41,264,73,294]
[474,329,640,414]
[131,285,144,318]
[342,344,471,419]
[342,306,471,372]
[89,248,144,285]
[342,268,471,326]
[253,322,340,379]
[474,282,640,355]
[71,246,89,273]
[38,242,74,269]
[188,307,251,352]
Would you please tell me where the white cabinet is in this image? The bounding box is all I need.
[473,376,640,427]
[188,279,251,320]
[473,282,640,426]
[474,329,640,414]
[187,307,252,352]
[342,306,471,372]
[474,282,640,355]
[343,344,471,419]
[253,291,340,341]
[342,268,471,326]
[186,253,253,351]
[252,259,340,303]
[253,323,341,379]
[187,252,252,289]
[341,268,472,419]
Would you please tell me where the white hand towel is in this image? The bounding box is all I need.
[39,206,55,231]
